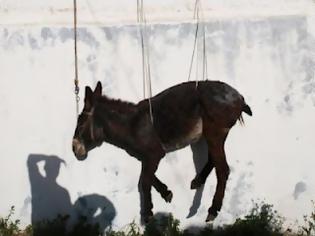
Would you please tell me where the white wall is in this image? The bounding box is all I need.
[1,0,315,231]
[1,0,315,25]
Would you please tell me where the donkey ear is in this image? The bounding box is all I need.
[94,81,102,97]
[84,86,93,108]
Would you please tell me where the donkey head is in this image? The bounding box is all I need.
[72,82,103,161]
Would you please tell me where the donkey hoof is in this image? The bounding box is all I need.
[164,191,173,203]
[144,215,153,224]
[205,213,217,222]
[190,177,203,189]
[142,213,154,224]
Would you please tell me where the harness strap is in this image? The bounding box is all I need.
[89,111,95,142]
[77,110,96,142]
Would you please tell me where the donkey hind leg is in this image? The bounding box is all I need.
[204,130,230,222]
[190,137,214,190]
[153,175,173,203]
[190,156,214,189]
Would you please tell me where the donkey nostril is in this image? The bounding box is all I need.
[72,139,87,159]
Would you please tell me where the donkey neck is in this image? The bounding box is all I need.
[95,96,138,147]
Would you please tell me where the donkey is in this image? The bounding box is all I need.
[72,80,252,223]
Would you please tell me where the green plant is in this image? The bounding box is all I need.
[183,202,285,236]
[298,201,315,236]
[0,206,21,236]
[106,221,141,236]
[23,225,33,236]
[32,214,103,236]
[69,215,101,236]
[218,202,284,236]
[2,200,315,236]
[32,214,69,236]
[144,213,181,236]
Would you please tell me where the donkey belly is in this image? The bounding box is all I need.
[161,118,203,153]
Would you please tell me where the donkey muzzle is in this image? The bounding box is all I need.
[72,138,87,161]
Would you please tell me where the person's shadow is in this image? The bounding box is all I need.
[73,194,116,232]
[27,154,116,235]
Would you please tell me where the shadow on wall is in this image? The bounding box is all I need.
[187,138,208,218]
[27,154,116,235]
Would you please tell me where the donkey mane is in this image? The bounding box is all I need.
[97,95,138,113]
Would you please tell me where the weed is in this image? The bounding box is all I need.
[0,206,21,236]
[1,201,315,236]
[298,201,315,236]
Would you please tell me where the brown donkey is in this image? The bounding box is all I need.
[72,80,252,223]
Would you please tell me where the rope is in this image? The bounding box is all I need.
[137,0,154,123]
[200,0,208,81]
[187,0,209,87]
[187,19,199,82]
[73,0,80,117]
[203,21,208,80]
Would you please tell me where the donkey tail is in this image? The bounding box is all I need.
[238,103,252,125]
[242,104,252,116]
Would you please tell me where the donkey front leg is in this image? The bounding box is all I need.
[153,175,173,203]
[139,156,162,223]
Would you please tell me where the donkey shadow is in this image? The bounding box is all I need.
[27,154,116,235]
[187,138,208,218]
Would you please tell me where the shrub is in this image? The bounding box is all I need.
[32,214,102,236]
[32,214,69,236]
[144,213,181,236]
[183,202,284,236]
[298,201,315,236]
[106,221,141,236]
[3,201,315,236]
[0,206,21,236]
[216,202,284,236]
[108,203,284,236]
